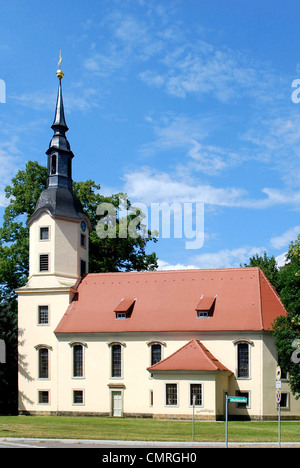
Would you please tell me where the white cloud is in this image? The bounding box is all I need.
[191,246,266,269]
[158,245,266,271]
[122,167,300,210]
[157,259,198,270]
[270,226,300,249]
[275,252,289,268]
[123,168,247,207]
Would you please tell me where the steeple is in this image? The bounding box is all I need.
[29,58,86,224]
[46,62,74,191]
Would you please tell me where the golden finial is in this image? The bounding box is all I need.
[56,51,64,79]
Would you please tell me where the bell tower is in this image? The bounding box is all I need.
[17,59,91,414]
[27,63,90,289]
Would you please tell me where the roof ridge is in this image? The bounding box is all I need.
[84,267,261,277]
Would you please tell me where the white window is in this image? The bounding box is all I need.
[197,311,209,318]
[116,312,127,320]
[40,227,49,241]
[38,305,49,325]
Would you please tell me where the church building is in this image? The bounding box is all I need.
[17,67,300,420]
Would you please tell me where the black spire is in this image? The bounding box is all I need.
[46,76,74,191]
[29,65,85,224]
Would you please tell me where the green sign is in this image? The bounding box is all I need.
[228,396,247,403]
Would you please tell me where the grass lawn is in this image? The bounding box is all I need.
[0,416,300,443]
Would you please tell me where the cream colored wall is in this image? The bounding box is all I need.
[55,218,88,278]
[18,324,300,418]
[29,213,56,278]
[18,290,71,413]
[28,213,88,287]
[51,332,270,418]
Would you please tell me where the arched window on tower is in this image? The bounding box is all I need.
[51,154,57,175]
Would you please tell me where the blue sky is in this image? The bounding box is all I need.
[1,0,300,270]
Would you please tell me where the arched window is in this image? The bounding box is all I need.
[51,154,57,175]
[35,345,52,379]
[237,342,250,378]
[73,344,83,377]
[147,341,166,366]
[39,348,49,378]
[151,343,162,365]
[111,344,122,378]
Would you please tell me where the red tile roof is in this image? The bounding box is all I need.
[54,267,286,334]
[147,339,232,373]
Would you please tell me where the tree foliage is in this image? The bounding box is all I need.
[244,244,300,399]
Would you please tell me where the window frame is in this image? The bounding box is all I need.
[234,340,252,379]
[39,253,50,272]
[38,390,50,405]
[38,305,49,325]
[39,226,50,241]
[165,383,178,407]
[35,345,52,380]
[72,389,84,406]
[69,342,87,379]
[190,383,203,407]
[108,342,126,379]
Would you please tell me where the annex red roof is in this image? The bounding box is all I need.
[54,267,286,334]
[147,339,232,373]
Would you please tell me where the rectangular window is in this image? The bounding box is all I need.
[166,384,177,406]
[280,393,288,408]
[40,227,49,240]
[39,254,49,272]
[112,344,122,378]
[197,311,209,318]
[190,384,202,406]
[38,305,49,325]
[38,390,49,404]
[237,391,249,408]
[116,312,127,320]
[73,390,84,405]
[80,260,86,276]
[80,234,86,247]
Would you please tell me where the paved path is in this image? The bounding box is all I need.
[0,437,300,449]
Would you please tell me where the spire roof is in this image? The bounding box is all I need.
[29,61,87,225]
[52,78,68,132]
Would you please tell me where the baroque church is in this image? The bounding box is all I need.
[17,66,300,420]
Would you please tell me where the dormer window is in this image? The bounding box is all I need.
[197,311,209,318]
[116,313,127,320]
[196,295,216,318]
[114,298,136,319]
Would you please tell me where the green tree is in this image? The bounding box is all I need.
[243,247,300,398]
[0,161,158,413]
[272,237,300,398]
[242,252,280,292]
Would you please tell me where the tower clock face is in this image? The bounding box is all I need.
[81,221,86,232]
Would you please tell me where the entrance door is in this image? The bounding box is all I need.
[112,391,122,417]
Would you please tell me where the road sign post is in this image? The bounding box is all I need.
[225,395,248,448]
